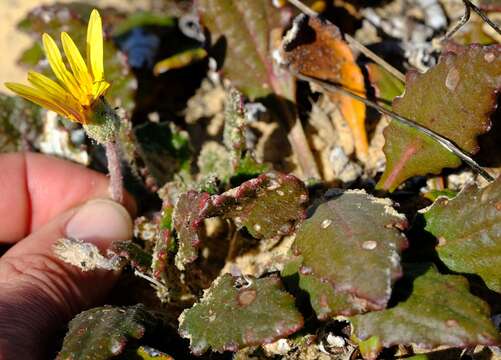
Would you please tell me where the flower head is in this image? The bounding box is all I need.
[5,9,110,125]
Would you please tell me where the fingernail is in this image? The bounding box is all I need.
[65,199,133,248]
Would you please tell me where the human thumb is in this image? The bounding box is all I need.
[0,198,133,359]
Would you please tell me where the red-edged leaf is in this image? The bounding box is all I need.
[378,44,501,191]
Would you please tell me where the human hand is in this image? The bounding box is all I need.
[0,153,135,359]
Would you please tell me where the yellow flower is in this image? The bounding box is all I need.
[5,9,110,125]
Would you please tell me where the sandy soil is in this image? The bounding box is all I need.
[0,0,147,93]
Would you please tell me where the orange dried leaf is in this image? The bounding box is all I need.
[281,15,368,158]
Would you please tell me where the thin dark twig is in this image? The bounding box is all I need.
[287,0,317,16]
[345,34,406,82]
[292,71,495,182]
[467,0,501,35]
[444,0,501,40]
[443,0,471,40]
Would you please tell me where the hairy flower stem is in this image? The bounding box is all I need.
[105,140,124,204]
[84,97,124,203]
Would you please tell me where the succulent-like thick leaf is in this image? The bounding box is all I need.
[178,273,303,355]
[282,15,368,158]
[366,63,405,110]
[282,258,356,319]
[293,190,408,311]
[152,205,189,302]
[197,0,282,99]
[203,172,309,239]
[134,122,192,187]
[350,266,501,355]
[172,172,308,269]
[378,45,501,191]
[172,191,209,270]
[224,88,247,167]
[199,88,269,185]
[424,177,501,293]
[58,305,158,360]
[198,142,269,188]
[224,87,270,181]
[111,240,152,273]
[152,205,175,280]
[132,211,189,302]
[197,141,233,183]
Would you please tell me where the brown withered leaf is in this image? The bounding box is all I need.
[281,14,368,159]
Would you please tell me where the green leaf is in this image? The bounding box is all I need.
[378,45,501,191]
[198,0,283,99]
[172,172,308,269]
[153,205,176,280]
[282,258,355,319]
[357,336,382,360]
[153,205,189,302]
[132,211,189,303]
[58,305,159,360]
[203,172,309,239]
[293,190,408,312]
[424,177,501,293]
[223,89,270,183]
[198,88,270,185]
[172,191,209,270]
[111,240,152,273]
[366,63,405,110]
[350,265,500,355]
[232,153,270,185]
[197,141,233,182]
[178,273,303,355]
[223,88,247,168]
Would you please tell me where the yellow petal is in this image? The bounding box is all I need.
[87,9,104,82]
[27,71,82,119]
[92,80,110,99]
[42,33,87,105]
[5,82,81,122]
[61,32,93,94]
[28,71,68,100]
